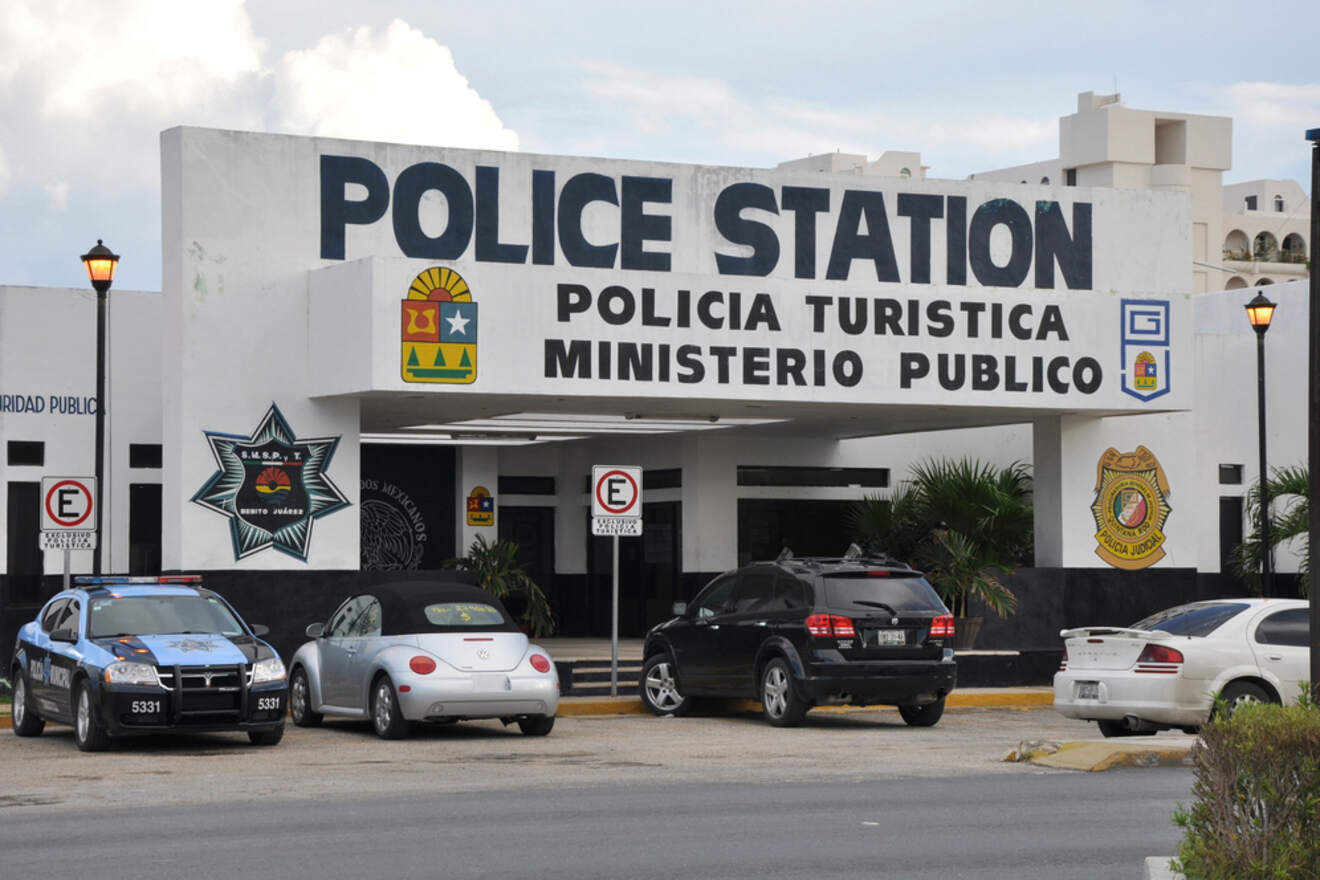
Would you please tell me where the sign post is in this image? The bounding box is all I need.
[40,476,98,591]
[592,465,643,696]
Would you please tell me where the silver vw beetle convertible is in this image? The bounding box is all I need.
[288,581,559,738]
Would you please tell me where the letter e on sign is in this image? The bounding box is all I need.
[592,465,641,517]
[41,476,97,531]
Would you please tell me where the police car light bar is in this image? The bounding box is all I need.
[73,575,203,585]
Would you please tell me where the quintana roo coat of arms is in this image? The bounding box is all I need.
[401,266,477,384]
[1090,446,1172,570]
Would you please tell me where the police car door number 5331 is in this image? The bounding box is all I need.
[257,697,279,711]
[131,700,161,714]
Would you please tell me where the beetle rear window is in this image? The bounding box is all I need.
[1130,602,1250,637]
[822,575,947,612]
[423,602,507,627]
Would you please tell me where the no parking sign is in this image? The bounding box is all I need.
[39,476,98,550]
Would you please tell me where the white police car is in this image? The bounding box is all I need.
[9,576,287,751]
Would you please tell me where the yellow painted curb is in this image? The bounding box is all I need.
[557,689,1056,717]
[1028,741,1192,772]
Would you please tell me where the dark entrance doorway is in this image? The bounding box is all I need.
[738,498,855,564]
[585,501,682,637]
[499,506,556,628]
[129,483,162,575]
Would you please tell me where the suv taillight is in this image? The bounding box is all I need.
[806,613,856,638]
[928,614,955,638]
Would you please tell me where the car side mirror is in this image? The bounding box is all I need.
[671,601,687,617]
[305,622,325,638]
[249,624,270,637]
[50,628,77,644]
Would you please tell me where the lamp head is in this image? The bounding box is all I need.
[80,239,119,294]
[1244,291,1276,334]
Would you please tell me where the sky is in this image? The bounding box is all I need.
[1,0,1317,293]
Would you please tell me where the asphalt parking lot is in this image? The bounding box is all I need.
[0,703,1194,813]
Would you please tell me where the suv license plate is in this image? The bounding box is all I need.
[874,630,906,646]
[1077,681,1100,700]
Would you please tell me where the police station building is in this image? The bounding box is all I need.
[1,123,1308,660]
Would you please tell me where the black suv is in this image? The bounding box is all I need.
[639,550,957,727]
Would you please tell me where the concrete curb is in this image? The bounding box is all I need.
[557,687,1056,717]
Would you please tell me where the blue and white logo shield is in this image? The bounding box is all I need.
[1120,299,1170,402]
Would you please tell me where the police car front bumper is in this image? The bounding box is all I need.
[97,679,286,735]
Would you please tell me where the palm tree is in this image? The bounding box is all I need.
[445,535,556,636]
[1230,464,1310,597]
[849,458,1032,618]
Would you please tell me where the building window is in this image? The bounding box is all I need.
[1064,168,1077,186]
[129,443,163,468]
[643,469,682,490]
[1253,231,1278,261]
[1218,464,1243,485]
[498,475,555,495]
[899,167,911,179]
[1040,176,1050,185]
[7,441,44,466]
[1244,195,1258,211]
[737,466,889,488]
[1273,194,1284,212]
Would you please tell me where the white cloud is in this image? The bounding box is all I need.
[0,145,8,197]
[1220,81,1320,182]
[0,0,263,120]
[274,19,518,151]
[43,180,69,212]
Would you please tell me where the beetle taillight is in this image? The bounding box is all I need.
[530,654,552,674]
[409,655,437,675]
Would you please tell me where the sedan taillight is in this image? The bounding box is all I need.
[1059,645,1068,671]
[1135,643,1184,673]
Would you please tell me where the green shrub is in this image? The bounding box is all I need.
[1173,698,1320,879]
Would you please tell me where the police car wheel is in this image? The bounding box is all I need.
[11,672,45,737]
[73,680,108,752]
[248,724,284,746]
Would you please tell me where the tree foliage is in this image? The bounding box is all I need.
[445,535,555,636]
[848,458,1032,618]
[1229,464,1310,597]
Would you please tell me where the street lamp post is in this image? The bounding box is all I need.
[1306,126,1319,703]
[80,240,119,575]
[1245,291,1276,597]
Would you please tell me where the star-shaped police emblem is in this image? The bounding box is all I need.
[191,403,351,562]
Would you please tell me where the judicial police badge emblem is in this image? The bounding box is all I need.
[1091,446,1172,570]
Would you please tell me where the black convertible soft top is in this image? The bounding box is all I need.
[370,580,518,636]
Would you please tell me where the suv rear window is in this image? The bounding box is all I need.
[1130,602,1249,637]
[822,574,946,612]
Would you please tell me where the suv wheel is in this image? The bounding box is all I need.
[760,658,809,727]
[898,696,945,727]
[640,654,692,716]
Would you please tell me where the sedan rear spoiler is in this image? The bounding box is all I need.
[1059,627,1173,639]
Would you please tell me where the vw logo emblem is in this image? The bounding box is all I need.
[477,648,490,660]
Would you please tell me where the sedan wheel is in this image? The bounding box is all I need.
[371,675,409,739]
[73,681,108,752]
[640,655,691,716]
[1220,681,1273,718]
[12,674,45,737]
[760,658,809,727]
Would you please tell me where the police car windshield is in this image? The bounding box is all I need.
[88,596,246,638]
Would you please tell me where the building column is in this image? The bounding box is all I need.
[1032,417,1065,567]
[455,445,499,556]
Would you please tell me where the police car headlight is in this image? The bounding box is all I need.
[251,657,286,684]
[104,661,159,686]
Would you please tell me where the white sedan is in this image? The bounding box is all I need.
[1053,598,1310,737]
